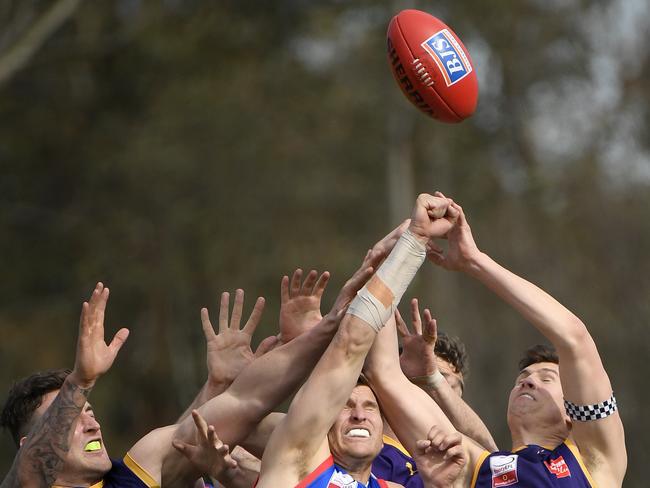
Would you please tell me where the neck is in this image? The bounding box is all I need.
[510,424,568,450]
[334,456,373,485]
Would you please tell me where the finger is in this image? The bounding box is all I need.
[107,328,130,358]
[280,275,290,304]
[88,286,109,338]
[207,425,224,450]
[446,202,460,221]
[443,444,466,462]
[78,301,90,339]
[434,190,446,199]
[421,194,449,219]
[200,308,217,341]
[410,298,422,336]
[191,410,210,439]
[426,240,444,254]
[172,439,188,454]
[422,311,437,345]
[254,335,279,357]
[242,296,265,336]
[334,266,373,311]
[230,289,244,330]
[394,309,411,338]
[218,292,230,334]
[312,271,330,299]
[290,269,303,298]
[300,270,318,296]
[416,439,432,452]
[427,250,446,266]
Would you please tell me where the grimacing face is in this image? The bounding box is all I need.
[507,362,569,433]
[23,389,112,485]
[327,385,384,466]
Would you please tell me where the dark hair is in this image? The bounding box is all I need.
[435,333,469,378]
[518,344,559,372]
[0,369,70,447]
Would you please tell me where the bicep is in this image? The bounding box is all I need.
[558,326,626,482]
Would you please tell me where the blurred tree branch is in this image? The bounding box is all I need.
[0,0,83,87]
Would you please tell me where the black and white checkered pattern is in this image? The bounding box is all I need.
[564,393,617,422]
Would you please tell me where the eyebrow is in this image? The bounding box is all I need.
[518,367,559,378]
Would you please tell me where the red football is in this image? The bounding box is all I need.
[387,9,478,123]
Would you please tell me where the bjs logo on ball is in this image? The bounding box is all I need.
[421,29,472,87]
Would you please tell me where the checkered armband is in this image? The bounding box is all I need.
[564,393,617,422]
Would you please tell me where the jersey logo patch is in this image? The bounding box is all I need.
[327,470,357,488]
[490,455,519,487]
[545,455,571,479]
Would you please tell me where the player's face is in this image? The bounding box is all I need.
[328,385,384,466]
[437,358,464,397]
[32,390,112,484]
[507,362,569,434]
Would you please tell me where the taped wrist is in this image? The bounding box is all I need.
[409,370,445,389]
[347,229,426,332]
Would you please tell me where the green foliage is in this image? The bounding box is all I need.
[0,0,648,484]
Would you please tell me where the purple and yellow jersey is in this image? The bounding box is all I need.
[296,455,390,488]
[61,454,159,488]
[471,440,595,487]
[372,436,423,488]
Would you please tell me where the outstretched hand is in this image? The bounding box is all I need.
[202,290,276,387]
[414,426,467,488]
[426,200,481,273]
[172,410,238,480]
[70,282,129,389]
[408,192,458,244]
[279,269,330,343]
[396,299,439,379]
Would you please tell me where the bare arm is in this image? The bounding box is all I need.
[1,283,128,488]
[364,315,482,487]
[396,301,497,452]
[428,200,626,485]
[258,309,378,487]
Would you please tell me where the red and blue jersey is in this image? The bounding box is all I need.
[296,455,390,488]
[372,436,422,488]
[471,441,595,487]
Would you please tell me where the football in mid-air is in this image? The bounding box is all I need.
[387,9,478,123]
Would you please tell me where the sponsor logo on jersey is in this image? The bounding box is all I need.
[544,455,571,479]
[327,470,357,488]
[489,455,519,487]
[421,29,472,87]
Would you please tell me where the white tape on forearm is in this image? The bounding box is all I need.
[347,229,426,332]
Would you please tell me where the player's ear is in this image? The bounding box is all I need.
[19,436,27,447]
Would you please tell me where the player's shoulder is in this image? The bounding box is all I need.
[104,455,159,488]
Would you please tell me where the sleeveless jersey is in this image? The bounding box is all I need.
[296,455,390,488]
[82,454,159,488]
[471,441,595,488]
[372,436,423,488]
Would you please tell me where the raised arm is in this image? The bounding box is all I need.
[364,314,482,487]
[428,200,626,485]
[1,283,128,488]
[258,194,456,487]
[396,300,497,452]
[127,261,376,487]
